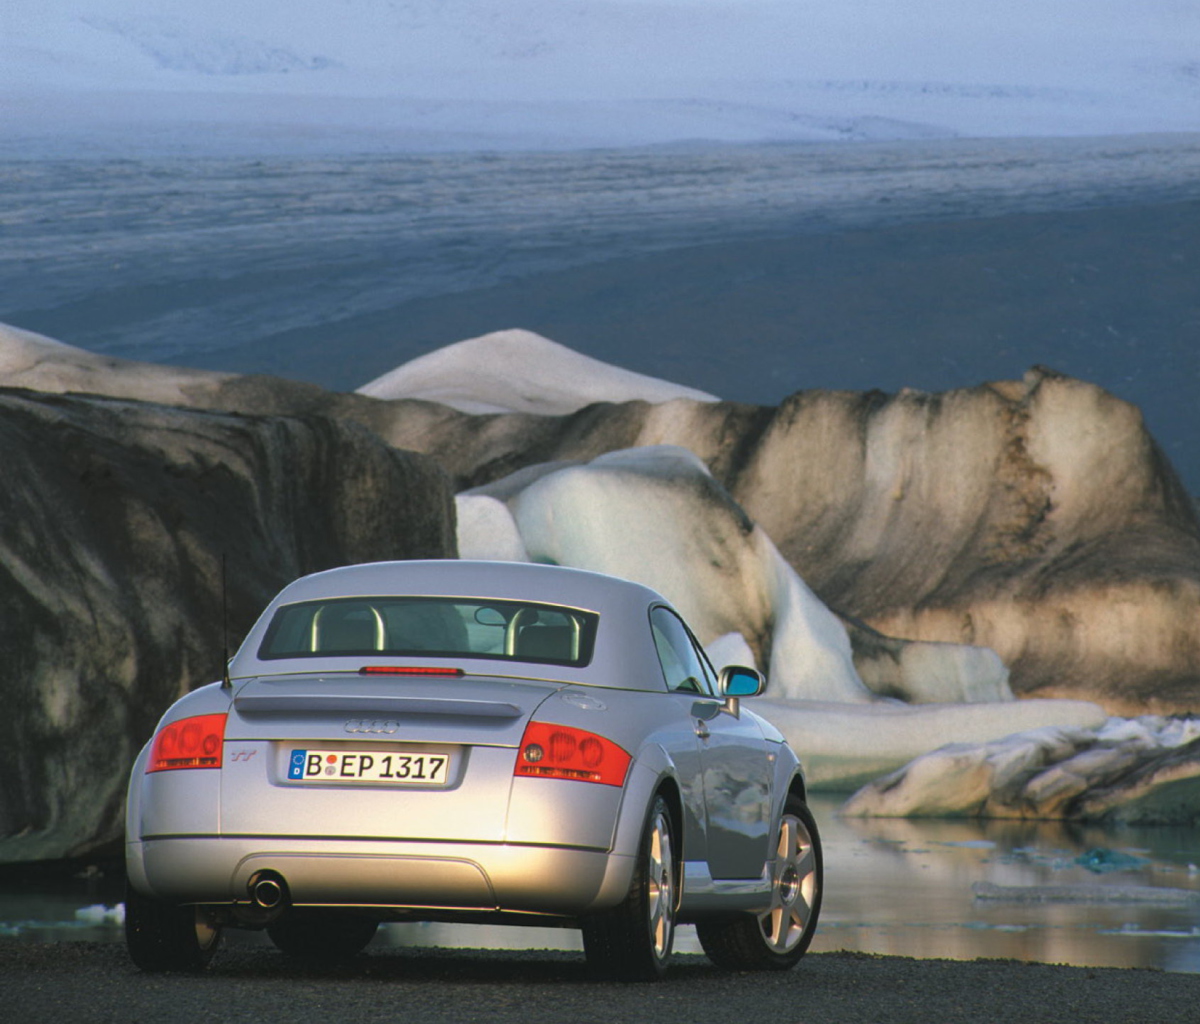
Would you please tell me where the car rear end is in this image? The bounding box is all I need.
[127,667,655,923]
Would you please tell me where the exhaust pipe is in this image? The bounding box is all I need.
[232,869,290,927]
[251,877,284,909]
[247,870,288,911]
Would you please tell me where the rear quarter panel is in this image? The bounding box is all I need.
[506,686,706,864]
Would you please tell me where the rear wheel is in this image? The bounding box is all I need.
[697,794,822,971]
[124,883,222,972]
[268,910,379,961]
[582,793,677,981]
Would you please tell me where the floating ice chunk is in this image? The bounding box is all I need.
[1074,848,1149,874]
[759,697,1106,791]
[843,713,1200,821]
[357,330,719,414]
[1098,926,1200,938]
[1120,716,1200,749]
[73,903,125,925]
[973,881,1200,905]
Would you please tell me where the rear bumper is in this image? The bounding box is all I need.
[128,836,634,918]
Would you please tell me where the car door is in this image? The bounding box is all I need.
[649,606,774,880]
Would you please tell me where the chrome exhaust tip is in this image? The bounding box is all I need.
[247,871,287,910]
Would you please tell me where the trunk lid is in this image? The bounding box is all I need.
[220,673,560,841]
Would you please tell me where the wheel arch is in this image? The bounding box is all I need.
[653,775,686,914]
[652,775,685,862]
[787,772,808,806]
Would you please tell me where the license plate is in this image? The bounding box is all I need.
[287,749,451,785]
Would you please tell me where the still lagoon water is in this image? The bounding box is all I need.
[6,797,1198,974]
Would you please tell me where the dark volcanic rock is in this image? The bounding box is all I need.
[0,388,456,862]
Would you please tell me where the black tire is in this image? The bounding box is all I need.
[697,794,822,971]
[124,882,222,972]
[267,910,379,961]
[582,793,678,982]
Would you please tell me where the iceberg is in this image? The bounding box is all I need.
[371,341,1200,716]
[0,322,1195,842]
[358,330,717,415]
[459,443,1107,788]
[460,443,1023,707]
[0,322,233,406]
[843,716,1200,823]
[973,882,1200,906]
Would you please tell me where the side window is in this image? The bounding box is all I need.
[649,606,715,696]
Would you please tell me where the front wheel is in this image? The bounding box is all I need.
[697,794,822,971]
[582,793,678,981]
[124,883,222,972]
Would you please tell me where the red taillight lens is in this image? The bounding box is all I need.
[147,713,227,772]
[514,722,631,787]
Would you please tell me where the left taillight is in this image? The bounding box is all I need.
[147,713,227,772]
[514,721,631,787]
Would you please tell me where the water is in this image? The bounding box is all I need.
[6,797,1199,973]
[2,135,1199,489]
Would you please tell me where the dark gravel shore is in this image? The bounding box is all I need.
[3,941,1197,1024]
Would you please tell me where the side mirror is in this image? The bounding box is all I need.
[717,666,764,716]
[719,665,764,697]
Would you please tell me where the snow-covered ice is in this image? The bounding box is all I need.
[4,1,1198,155]
[73,903,125,925]
[0,322,232,405]
[358,330,717,414]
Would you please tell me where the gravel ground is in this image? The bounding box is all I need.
[3,941,1197,1024]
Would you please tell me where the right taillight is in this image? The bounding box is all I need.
[147,713,226,772]
[514,721,631,787]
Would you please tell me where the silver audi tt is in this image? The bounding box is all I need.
[125,560,822,980]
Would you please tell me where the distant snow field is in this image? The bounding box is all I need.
[3,0,1198,155]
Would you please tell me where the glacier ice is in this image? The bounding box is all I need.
[358,329,717,415]
[459,442,1107,788]
[757,698,1105,791]
[0,321,1195,823]
[5,1,1200,153]
[844,716,1200,822]
[366,340,1200,716]
[0,322,233,406]
[467,444,873,702]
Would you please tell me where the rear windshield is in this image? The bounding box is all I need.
[258,596,599,668]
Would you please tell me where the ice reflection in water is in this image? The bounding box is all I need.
[806,796,1200,974]
[376,797,1200,973]
[4,796,1199,973]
